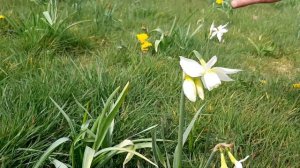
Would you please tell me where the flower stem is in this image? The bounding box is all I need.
[176,88,186,168]
[203,150,216,168]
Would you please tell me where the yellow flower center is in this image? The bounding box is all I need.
[184,75,193,82]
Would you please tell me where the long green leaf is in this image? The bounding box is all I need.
[129,124,158,138]
[160,119,171,168]
[62,20,91,33]
[51,159,68,168]
[183,104,205,145]
[90,86,120,133]
[190,23,203,38]
[43,11,53,25]
[123,145,135,168]
[94,147,158,168]
[33,137,69,168]
[173,104,205,168]
[50,97,76,137]
[92,139,134,166]
[152,129,166,167]
[82,146,95,168]
[93,82,129,150]
[169,17,177,34]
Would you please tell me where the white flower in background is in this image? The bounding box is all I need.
[227,150,250,168]
[179,56,241,102]
[209,22,228,42]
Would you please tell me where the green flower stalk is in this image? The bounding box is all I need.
[174,88,186,168]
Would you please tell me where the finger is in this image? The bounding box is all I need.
[231,0,280,8]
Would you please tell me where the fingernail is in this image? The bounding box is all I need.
[231,0,238,8]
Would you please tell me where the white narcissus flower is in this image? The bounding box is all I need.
[227,150,250,168]
[209,22,228,42]
[199,56,242,91]
[179,56,241,102]
[180,57,205,102]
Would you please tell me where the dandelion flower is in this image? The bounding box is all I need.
[0,15,5,20]
[137,33,152,52]
[216,0,224,5]
[141,41,152,52]
[137,33,149,43]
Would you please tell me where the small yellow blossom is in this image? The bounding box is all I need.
[0,15,5,20]
[137,33,152,52]
[293,83,300,89]
[260,80,267,84]
[216,0,224,5]
[141,41,152,52]
[137,33,149,43]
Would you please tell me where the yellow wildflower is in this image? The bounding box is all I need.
[0,15,5,20]
[260,80,267,84]
[141,41,152,52]
[137,33,149,43]
[216,0,224,5]
[293,83,300,89]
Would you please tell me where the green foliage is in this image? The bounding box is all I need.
[32,83,158,168]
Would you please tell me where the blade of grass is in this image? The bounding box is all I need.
[50,97,76,137]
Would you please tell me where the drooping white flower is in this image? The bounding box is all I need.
[179,56,241,101]
[182,74,205,102]
[179,57,204,102]
[227,150,250,168]
[209,22,228,42]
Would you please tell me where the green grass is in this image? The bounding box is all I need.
[0,0,299,167]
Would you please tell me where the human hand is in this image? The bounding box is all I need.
[231,0,280,8]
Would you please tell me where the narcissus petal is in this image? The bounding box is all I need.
[214,67,242,74]
[194,78,204,100]
[180,56,204,77]
[206,55,217,69]
[183,76,197,102]
[202,72,221,91]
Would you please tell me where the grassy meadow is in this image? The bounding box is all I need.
[0,0,299,167]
